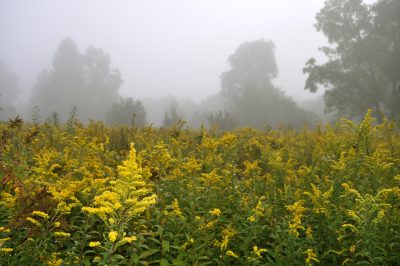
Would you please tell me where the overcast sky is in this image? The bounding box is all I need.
[0,0,327,103]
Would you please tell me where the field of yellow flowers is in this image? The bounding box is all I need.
[1,111,399,265]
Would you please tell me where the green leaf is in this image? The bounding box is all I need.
[130,253,139,265]
[162,240,170,255]
[111,254,126,262]
[160,258,170,266]
[172,258,186,266]
[83,250,97,256]
[148,237,161,245]
[139,249,160,259]
[156,225,164,237]
[93,256,102,263]
[83,258,91,266]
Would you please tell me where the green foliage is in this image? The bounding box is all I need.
[162,103,182,128]
[207,110,237,132]
[106,97,147,126]
[304,0,400,121]
[0,111,399,265]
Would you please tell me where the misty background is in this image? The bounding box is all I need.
[3,0,395,128]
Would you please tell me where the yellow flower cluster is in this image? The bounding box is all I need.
[54,231,70,238]
[26,217,41,226]
[32,210,49,219]
[252,245,267,257]
[119,236,137,245]
[89,241,101,247]
[209,208,222,217]
[219,226,237,251]
[0,227,10,233]
[83,143,157,225]
[286,201,308,237]
[1,110,399,265]
[304,248,319,265]
[226,250,238,258]
[108,231,118,243]
[170,198,184,218]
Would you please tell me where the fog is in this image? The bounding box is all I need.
[1,0,327,97]
[1,0,360,127]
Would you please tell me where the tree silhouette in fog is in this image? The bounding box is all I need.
[30,38,122,122]
[106,97,147,126]
[304,0,400,121]
[221,39,316,129]
[0,60,20,120]
[162,102,182,128]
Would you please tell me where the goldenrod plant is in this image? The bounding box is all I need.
[0,110,399,265]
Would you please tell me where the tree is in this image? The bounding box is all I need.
[0,60,19,103]
[221,39,277,101]
[162,102,181,128]
[304,0,400,121]
[31,38,84,121]
[207,110,237,132]
[0,60,20,119]
[106,97,147,126]
[30,38,122,122]
[221,39,316,128]
[82,46,121,120]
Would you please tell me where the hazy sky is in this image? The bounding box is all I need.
[0,0,327,103]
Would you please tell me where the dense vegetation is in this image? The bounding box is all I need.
[304,0,400,121]
[0,111,399,265]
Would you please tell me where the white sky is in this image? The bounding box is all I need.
[0,0,327,103]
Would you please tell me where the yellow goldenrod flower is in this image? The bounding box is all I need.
[89,241,101,247]
[54,222,61,228]
[54,231,70,238]
[253,245,267,257]
[49,163,62,173]
[82,143,157,227]
[200,170,222,186]
[108,231,118,243]
[304,249,319,265]
[226,250,238,258]
[306,225,313,238]
[209,208,221,216]
[0,227,10,233]
[341,223,357,231]
[121,236,137,244]
[0,248,13,253]
[219,227,236,251]
[26,217,41,226]
[117,236,137,246]
[47,258,63,266]
[201,220,216,230]
[0,237,11,243]
[32,211,49,219]
[171,198,183,218]
[114,202,122,210]
[286,201,307,237]
[247,215,256,222]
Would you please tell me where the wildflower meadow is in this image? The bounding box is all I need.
[0,110,399,265]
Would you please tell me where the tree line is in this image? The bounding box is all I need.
[1,0,399,128]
